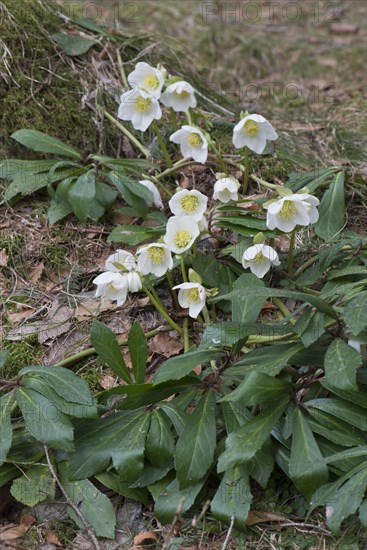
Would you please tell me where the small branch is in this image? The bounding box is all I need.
[44,446,101,550]
[162,497,185,550]
[220,515,236,550]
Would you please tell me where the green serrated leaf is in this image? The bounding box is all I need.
[91,320,132,384]
[11,130,81,159]
[128,321,147,384]
[314,172,345,242]
[175,392,217,489]
[344,292,367,336]
[10,465,55,507]
[324,339,361,391]
[59,463,116,539]
[218,398,289,472]
[0,393,14,465]
[211,466,252,529]
[153,349,224,383]
[221,372,292,406]
[229,342,304,378]
[145,410,175,467]
[19,366,94,405]
[289,409,328,499]
[16,387,74,452]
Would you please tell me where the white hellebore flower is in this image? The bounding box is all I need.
[170,125,208,164]
[137,243,173,277]
[126,271,142,293]
[168,189,208,221]
[139,180,164,209]
[93,272,128,306]
[213,176,240,203]
[173,282,206,319]
[242,243,280,279]
[233,114,278,154]
[105,249,137,273]
[118,89,162,132]
[164,216,200,254]
[161,81,197,112]
[266,193,320,233]
[127,62,165,99]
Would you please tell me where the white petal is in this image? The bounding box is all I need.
[188,300,205,318]
[245,135,267,154]
[250,258,271,278]
[261,245,280,265]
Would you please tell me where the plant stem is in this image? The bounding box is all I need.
[186,108,193,125]
[251,174,279,190]
[272,297,296,324]
[183,318,190,352]
[166,271,180,311]
[243,146,249,195]
[288,228,297,278]
[152,121,173,168]
[155,159,195,180]
[170,107,178,131]
[202,305,211,324]
[53,326,172,369]
[116,50,128,89]
[141,173,173,197]
[142,285,183,335]
[180,254,188,282]
[104,110,149,158]
[211,142,226,172]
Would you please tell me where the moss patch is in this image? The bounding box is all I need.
[0,0,97,158]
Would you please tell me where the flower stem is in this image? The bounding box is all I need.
[243,146,249,195]
[180,254,188,282]
[251,174,279,190]
[170,107,178,131]
[202,306,211,324]
[152,121,173,168]
[288,228,297,278]
[166,271,180,311]
[116,50,128,89]
[155,159,195,180]
[142,284,183,335]
[272,297,296,324]
[211,142,226,172]
[183,318,190,352]
[104,111,150,158]
[186,108,193,125]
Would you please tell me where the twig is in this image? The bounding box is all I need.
[221,515,235,550]
[44,446,101,550]
[162,497,185,550]
[191,500,210,549]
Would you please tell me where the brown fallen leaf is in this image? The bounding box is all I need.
[100,375,116,389]
[133,530,158,545]
[0,248,8,267]
[74,298,116,321]
[246,510,286,525]
[46,530,62,546]
[0,514,35,541]
[7,306,35,324]
[149,332,183,358]
[38,302,72,344]
[29,262,44,283]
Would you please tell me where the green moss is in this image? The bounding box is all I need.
[0,234,25,271]
[0,0,97,158]
[0,336,45,379]
[78,365,103,392]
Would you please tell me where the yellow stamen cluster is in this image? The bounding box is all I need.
[279,200,297,220]
[180,195,199,214]
[174,90,189,98]
[187,133,203,147]
[244,119,260,136]
[147,246,165,265]
[174,230,192,249]
[187,288,200,302]
[253,252,265,263]
[135,96,152,113]
[143,74,160,90]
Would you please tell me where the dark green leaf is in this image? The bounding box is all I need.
[59,463,116,539]
[130,460,173,488]
[229,343,304,378]
[221,372,292,406]
[153,478,205,523]
[218,398,289,472]
[153,349,224,383]
[307,398,367,431]
[69,170,96,222]
[230,274,267,324]
[294,309,325,348]
[96,471,149,506]
[201,322,291,348]
[19,366,94,405]
[211,466,252,529]
[108,225,164,245]
[175,392,217,489]
[315,172,345,242]
[321,380,367,409]
[289,409,328,499]
[145,410,175,467]
[307,412,365,447]
[68,409,150,481]
[324,339,361,391]
[48,197,73,225]
[10,465,55,507]
[51,33,98,56]
[344,292,367,336]
[16,387,74,451]
[249,439,275,488]
[222,401,253,434]
[128,321,147,384]
[11,130,81,159]
[0,393,14,465]
[91,320,132,384]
